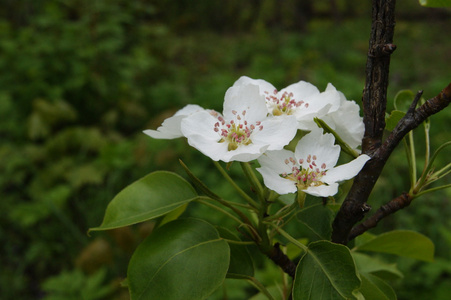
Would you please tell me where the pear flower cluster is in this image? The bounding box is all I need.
[144,76,370,197]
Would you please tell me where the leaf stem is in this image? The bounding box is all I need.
[195,197,245,225]
[222,238,255,245]
[240,162,265,203]
[414,183,451,198]
[246,277,276,300]
[213,161,260,208]
[266,222,308,252]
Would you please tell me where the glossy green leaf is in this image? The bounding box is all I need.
[159,203,188,226]
[353,230,434,262]
[216,227,254,278]
[89,171,197,232]
[420,0,451,7]
[128,218,230,300]
[385,110,405,131]
[352,252,403,280]
[292,240,361,299]
[359,273,397,300]
[296,203,334,241]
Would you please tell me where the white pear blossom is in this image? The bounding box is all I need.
[233,76,341,130]
[316,84,365,151]
[180,83,298,162]
[257,128,370,197]
[143,104,205,139]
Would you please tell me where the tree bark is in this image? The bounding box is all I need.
[331,0,451,245]
[331,0,398,245]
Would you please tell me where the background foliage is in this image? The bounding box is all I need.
[0,0,450,299]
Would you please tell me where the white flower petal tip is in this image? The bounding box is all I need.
[143,104,205,140]
[181,83,297,163]
[235,76,341,131]
[257,129,371,197]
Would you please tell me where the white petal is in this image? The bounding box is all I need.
[295,128,340,170]
[223,83,267,123]
[143,104,205,139]
[322,154,371,184]
[252,116,298,151]
[174,104,205,116]
[257,149,296,174]
[233,76,276,97]
[328,96,364,150]
[295,89,341,122]
[181,111,228,161]
[280,81,320,99]
[221,143,269,162]
[256,166,297,195]
[304,183,339,197]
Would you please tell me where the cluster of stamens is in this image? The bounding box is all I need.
[280,154,327,190]
[213,110,263,151]
[265,89,309,116]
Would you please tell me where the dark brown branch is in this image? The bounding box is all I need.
[348,192,413,241]
[332,83,451,244]
[267,242,296,278]
[361,0,397,157]
[331,0,397,245]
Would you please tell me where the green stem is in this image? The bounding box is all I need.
[213,161,260,208]
[266,222,308,252]
[240,162,265,203]
[415,141,451,192]
[414,183,451,198]
[433,163,451,178]
[408,131,417,185]
[222,239,255,245]
[195,197,245,225]
[264,201,298,222]
[246,277,276,300]
[403,138,415,189]
[297,191,306,209]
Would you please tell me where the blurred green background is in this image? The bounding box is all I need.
[1,0,450,299]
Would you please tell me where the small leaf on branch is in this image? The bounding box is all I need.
[394,90,415,111]
[385,110,405,131]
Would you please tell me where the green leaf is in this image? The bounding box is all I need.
[393,89,414,111]
[352,230,434,262]
[359,273,397,300]
[89,171,197,232]
[216,227,254,278]
[419,0,451,7]
[128,218,230,300]
[385,110,405,131]
[159,203,188,226]
[296,203,334,241]
[352,252,403,280]
[292,240,361,299]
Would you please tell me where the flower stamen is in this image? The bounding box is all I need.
[214,110,263,151]
[280,154,327,190]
